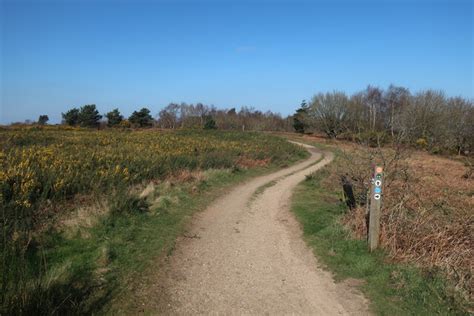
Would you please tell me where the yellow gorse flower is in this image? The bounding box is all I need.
[1,127,301,209]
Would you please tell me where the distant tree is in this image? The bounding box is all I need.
[62,108,80,126]
[193,103,206,126]
[38,115,49,125]
[78,104,102,128]
[363,86,384,131]
[203,115,217,130]
[346,93,367,133]
[307,92,349,138]
[158,103,180,129]
[129,107,153,127]
[293,100,308,133]
[445,97,473,154]
[384,85,410,137]
[180,103,204,129]
[396,90,445,147]
[212,108,237,130]
[105,108,123,127]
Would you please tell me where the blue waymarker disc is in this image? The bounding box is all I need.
[374,187,382,194]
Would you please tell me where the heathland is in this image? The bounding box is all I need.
[0,126,308,314]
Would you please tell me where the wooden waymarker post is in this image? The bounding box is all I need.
[368,166,383,251]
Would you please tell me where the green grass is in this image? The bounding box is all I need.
[291,166,467,315]
[2,130,310,314]
[4,147,308,315]
[249,179,278,203]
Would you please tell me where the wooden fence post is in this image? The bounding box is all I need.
[368,166,383,251]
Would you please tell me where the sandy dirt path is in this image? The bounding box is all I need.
[136,143,370,315]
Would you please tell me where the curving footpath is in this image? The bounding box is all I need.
[138,142,370,315]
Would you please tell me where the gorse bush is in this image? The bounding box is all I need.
[0,126,307,314]
[0,128,303,213]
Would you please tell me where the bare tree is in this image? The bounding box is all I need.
[158,103,180,129]
[306,92,349,138]
[384,85,410,137]
[363,86,384,131]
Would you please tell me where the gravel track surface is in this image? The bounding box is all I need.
[134,143,370,315]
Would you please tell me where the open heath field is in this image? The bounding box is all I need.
[285,133,473,314]
[1,126,305,214]
[0,126,308,314]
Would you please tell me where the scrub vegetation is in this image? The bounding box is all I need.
[0,126,308,314]
[293,86,473,155]
[2,84,472,314]
[288,135,472,315]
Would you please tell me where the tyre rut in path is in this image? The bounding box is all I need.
[140,143,370,315]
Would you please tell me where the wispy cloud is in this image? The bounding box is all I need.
[235,46,256,53]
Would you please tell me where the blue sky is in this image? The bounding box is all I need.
[1,0,473,124]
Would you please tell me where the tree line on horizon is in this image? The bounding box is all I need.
[293,85,473,155]
[11,84,473,154]
[21,103,292,131]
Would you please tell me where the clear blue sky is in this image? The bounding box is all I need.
[1,0,473,124]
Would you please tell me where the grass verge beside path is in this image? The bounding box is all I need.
[43,151,308,314]
[102,164,292,313]
[2,130,310,315]
[290,143,467,315]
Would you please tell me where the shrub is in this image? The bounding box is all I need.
[416,138,428,149]
[354,131,388,147]
[1,128,308,313]
[119,120,131,128]
[203,116,217,130]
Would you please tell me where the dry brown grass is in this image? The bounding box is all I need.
[169,170,207,183]
[295,134,473,304]
[53,198,109,238]
[236,157,271,168]
[377,152,474,302]
[53,170,209,237]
